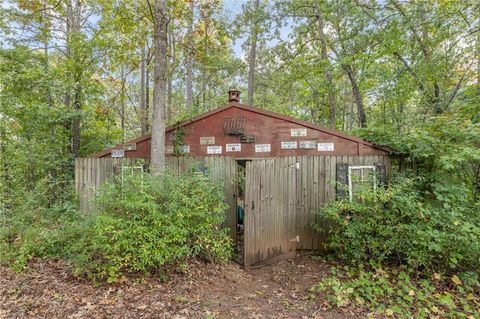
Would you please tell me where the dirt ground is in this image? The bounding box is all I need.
[0,255,367,319]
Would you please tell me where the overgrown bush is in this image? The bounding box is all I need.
[316,175,480,273]
[0,178,77,270]
[1,167,233,282]
[68,168,232,282]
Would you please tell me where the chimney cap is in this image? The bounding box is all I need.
[228,89,240,102]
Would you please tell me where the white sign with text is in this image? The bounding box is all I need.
[255,144,271,152]
[317,143,335,151]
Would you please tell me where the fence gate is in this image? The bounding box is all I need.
[244,157,297,268]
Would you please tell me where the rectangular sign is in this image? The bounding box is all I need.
[240,135,256,143]
[226,143,241,152]
[318,142,335,151]
[124,143,137,151]
[200,136,215,145]
[207,146,222,154]
[291,128,307,137]
[166,145,190,154]
[255,144,271,153]
[299,140,316,149]
[281,141,298,149]
[111,149,124,158]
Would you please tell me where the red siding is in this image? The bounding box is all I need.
[97,105,388,158]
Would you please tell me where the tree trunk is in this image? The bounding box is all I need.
[201,9,209,110]
[146,57,150,133]
[120,67,126,143]
[71,83,82,158]
[167,25,175,121]
[314,1,336,128]
[151,0,169,175]
[344,64,367,128]
[140,46,148,135]
[66,0,83,159]
[185,1,194,111]
[247,0,260,106]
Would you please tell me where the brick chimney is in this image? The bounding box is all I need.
[228,89,240,102]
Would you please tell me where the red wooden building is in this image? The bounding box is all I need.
[83,90,392,268]
[92,90,389,159]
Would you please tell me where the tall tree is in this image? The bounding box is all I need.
[247,0,260,105]
[314,0,335,128]
[185,0,194,111]
[151,0,169,175]
[65,0,83,158]
[140,46,149,135]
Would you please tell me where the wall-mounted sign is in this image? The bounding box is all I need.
[281,141,298,149]
[299,140,316,149]
[166,145,189,154]
[207,145,222,154]
[318,142,335,151]
[291,128,307,137]
[226,143,241,152]
[240,135,256,143]
[124,143,137,151]
[255,144,271,153]
[200,137,215,145]
[111,149,125,158]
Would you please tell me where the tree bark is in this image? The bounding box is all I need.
[314,1,336,128]
[66,0,83,159]
[344,64,367,128]
[151,0,169,175]
[167,25,175,121]
[146,54,150,133]
[120,66,126,143]
[140,46,148,135]
[477,1,480,95]
[201,12,208,109]
[185,0,194,111]
[247,0,260,106]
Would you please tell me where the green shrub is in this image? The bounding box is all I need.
[316,176,480,273]
[0,179,77,270]
[68,168,233,282]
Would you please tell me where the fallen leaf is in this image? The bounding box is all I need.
[99,298,117,305]
[451,275,462,286]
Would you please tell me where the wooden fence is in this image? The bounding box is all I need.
[74,157,237,239]
[243,155,391,267]
[76,155,391,268]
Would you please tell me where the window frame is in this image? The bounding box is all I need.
[348,165,377,202]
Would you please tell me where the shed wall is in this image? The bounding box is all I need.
[99,107,387,158]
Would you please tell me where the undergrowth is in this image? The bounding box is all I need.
[0,166,233,282]
[313,174,480,317]
[316,175,480,273]
[311,265,479,319]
